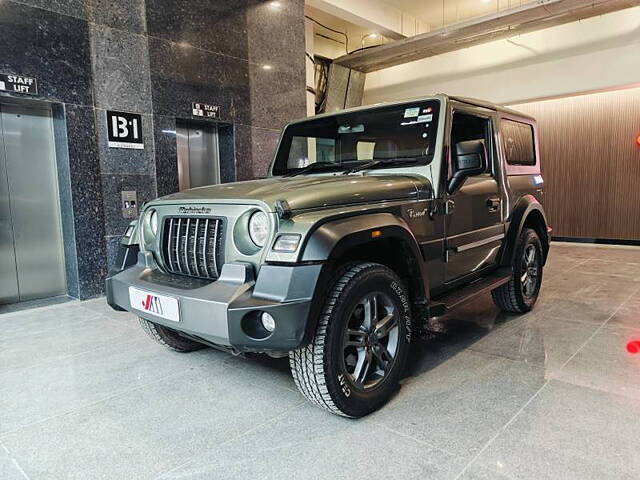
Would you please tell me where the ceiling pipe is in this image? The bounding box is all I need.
[333,0,640,73]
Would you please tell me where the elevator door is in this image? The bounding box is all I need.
[0,102,66,304]
[176,120,221,191]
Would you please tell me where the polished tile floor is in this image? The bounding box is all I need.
[1,242,639,479]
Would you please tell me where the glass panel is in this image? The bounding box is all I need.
[273,100,441,175]
[502,119,535,165]
[356,141,376,160]
[286,137,336,169]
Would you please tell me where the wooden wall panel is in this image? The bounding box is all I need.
[512,87,640,241]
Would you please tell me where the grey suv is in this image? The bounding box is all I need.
[107,94,550,417]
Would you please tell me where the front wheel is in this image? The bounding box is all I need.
[289,262,412,417]
[139,318,207,352]
[492,228,544,313]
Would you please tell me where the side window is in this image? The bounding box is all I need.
[502,120,536,166]
[450,112,493,175]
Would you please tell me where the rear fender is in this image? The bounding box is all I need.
[500,195,549,266]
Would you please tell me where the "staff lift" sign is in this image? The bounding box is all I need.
[0,74,38,95]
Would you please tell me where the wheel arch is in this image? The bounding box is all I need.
[301,211,429,311]
[500,195,550,266]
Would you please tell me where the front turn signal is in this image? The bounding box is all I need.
[273,234,301,252]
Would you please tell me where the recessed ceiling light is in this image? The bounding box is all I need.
[262,64,273,70]
[269,1,282,9]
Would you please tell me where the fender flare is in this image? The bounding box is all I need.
[500,195,550,266]
[300,212,429,300]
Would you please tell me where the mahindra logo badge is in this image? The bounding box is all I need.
[178,206,211,215]
[142,294,163,315]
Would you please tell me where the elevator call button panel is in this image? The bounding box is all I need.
[121,191,138,219]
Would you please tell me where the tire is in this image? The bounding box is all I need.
[139,318,207,352]
[492,228,543,313]
[289,262,412,418]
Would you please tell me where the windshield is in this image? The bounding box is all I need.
[272,100,441,176]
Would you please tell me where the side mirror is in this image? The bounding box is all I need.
[447,140,487,194]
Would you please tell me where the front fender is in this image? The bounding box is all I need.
[300,212,429,299]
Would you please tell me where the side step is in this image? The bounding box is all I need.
[428,267,512,317]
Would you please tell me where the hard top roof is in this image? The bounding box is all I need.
[287,93,535,125]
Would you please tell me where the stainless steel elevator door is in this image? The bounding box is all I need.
[0,102,66,303]
[0,106,19,303]
[176,121,221,191]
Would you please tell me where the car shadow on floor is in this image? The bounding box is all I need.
[404,294,522,378]
[230,293,526,390]
[240,351,292,375]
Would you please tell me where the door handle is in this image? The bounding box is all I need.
[427,204,438,220]
[487,197,501,212]
[445,199,455,215]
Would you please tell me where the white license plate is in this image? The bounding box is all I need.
[129,287,180,322]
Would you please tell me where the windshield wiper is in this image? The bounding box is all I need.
[284,161,341,178]
[342,156,425,175]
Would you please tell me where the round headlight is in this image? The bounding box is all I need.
[248,211,269,247]
[149,210,158,236]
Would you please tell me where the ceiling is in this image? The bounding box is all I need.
[306,5,393,57]
[335,0,640,72]
[386,0,538,29]
[305,0,541,52]
[306,0,638,64]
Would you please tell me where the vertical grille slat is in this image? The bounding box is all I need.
[175,218,183,272]
[192,218,200,277]
[161,215,224,281]
[201,219,210,278]
[183,218,192,276]
[166,218,175,270]
[210,219,219,277]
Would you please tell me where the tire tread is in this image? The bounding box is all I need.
[492,228,541,313]
[139,318,206,352]
[289,262,384,417]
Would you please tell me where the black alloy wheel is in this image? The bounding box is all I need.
[290,262,411,417]
[342,292,400,390]
[520,243,539,299]
[491,228,544,313]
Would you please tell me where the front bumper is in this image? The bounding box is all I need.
[106,251,322,352]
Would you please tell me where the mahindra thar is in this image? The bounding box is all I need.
[107,94,549,417]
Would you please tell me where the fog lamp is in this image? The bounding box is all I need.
[273,234,301,252]
[261,312,276,332]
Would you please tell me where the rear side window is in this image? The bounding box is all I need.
[502,120,536,166]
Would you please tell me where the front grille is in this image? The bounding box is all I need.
[161,217,224,280]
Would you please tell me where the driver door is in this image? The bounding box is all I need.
[444,107,504,283]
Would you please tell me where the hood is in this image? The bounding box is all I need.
[156,174,428,211]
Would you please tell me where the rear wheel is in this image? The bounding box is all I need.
[139,318,207,352]
[492,228,543,313]
[289,262,412,417]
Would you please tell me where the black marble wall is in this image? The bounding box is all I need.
[0,0,306,299]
